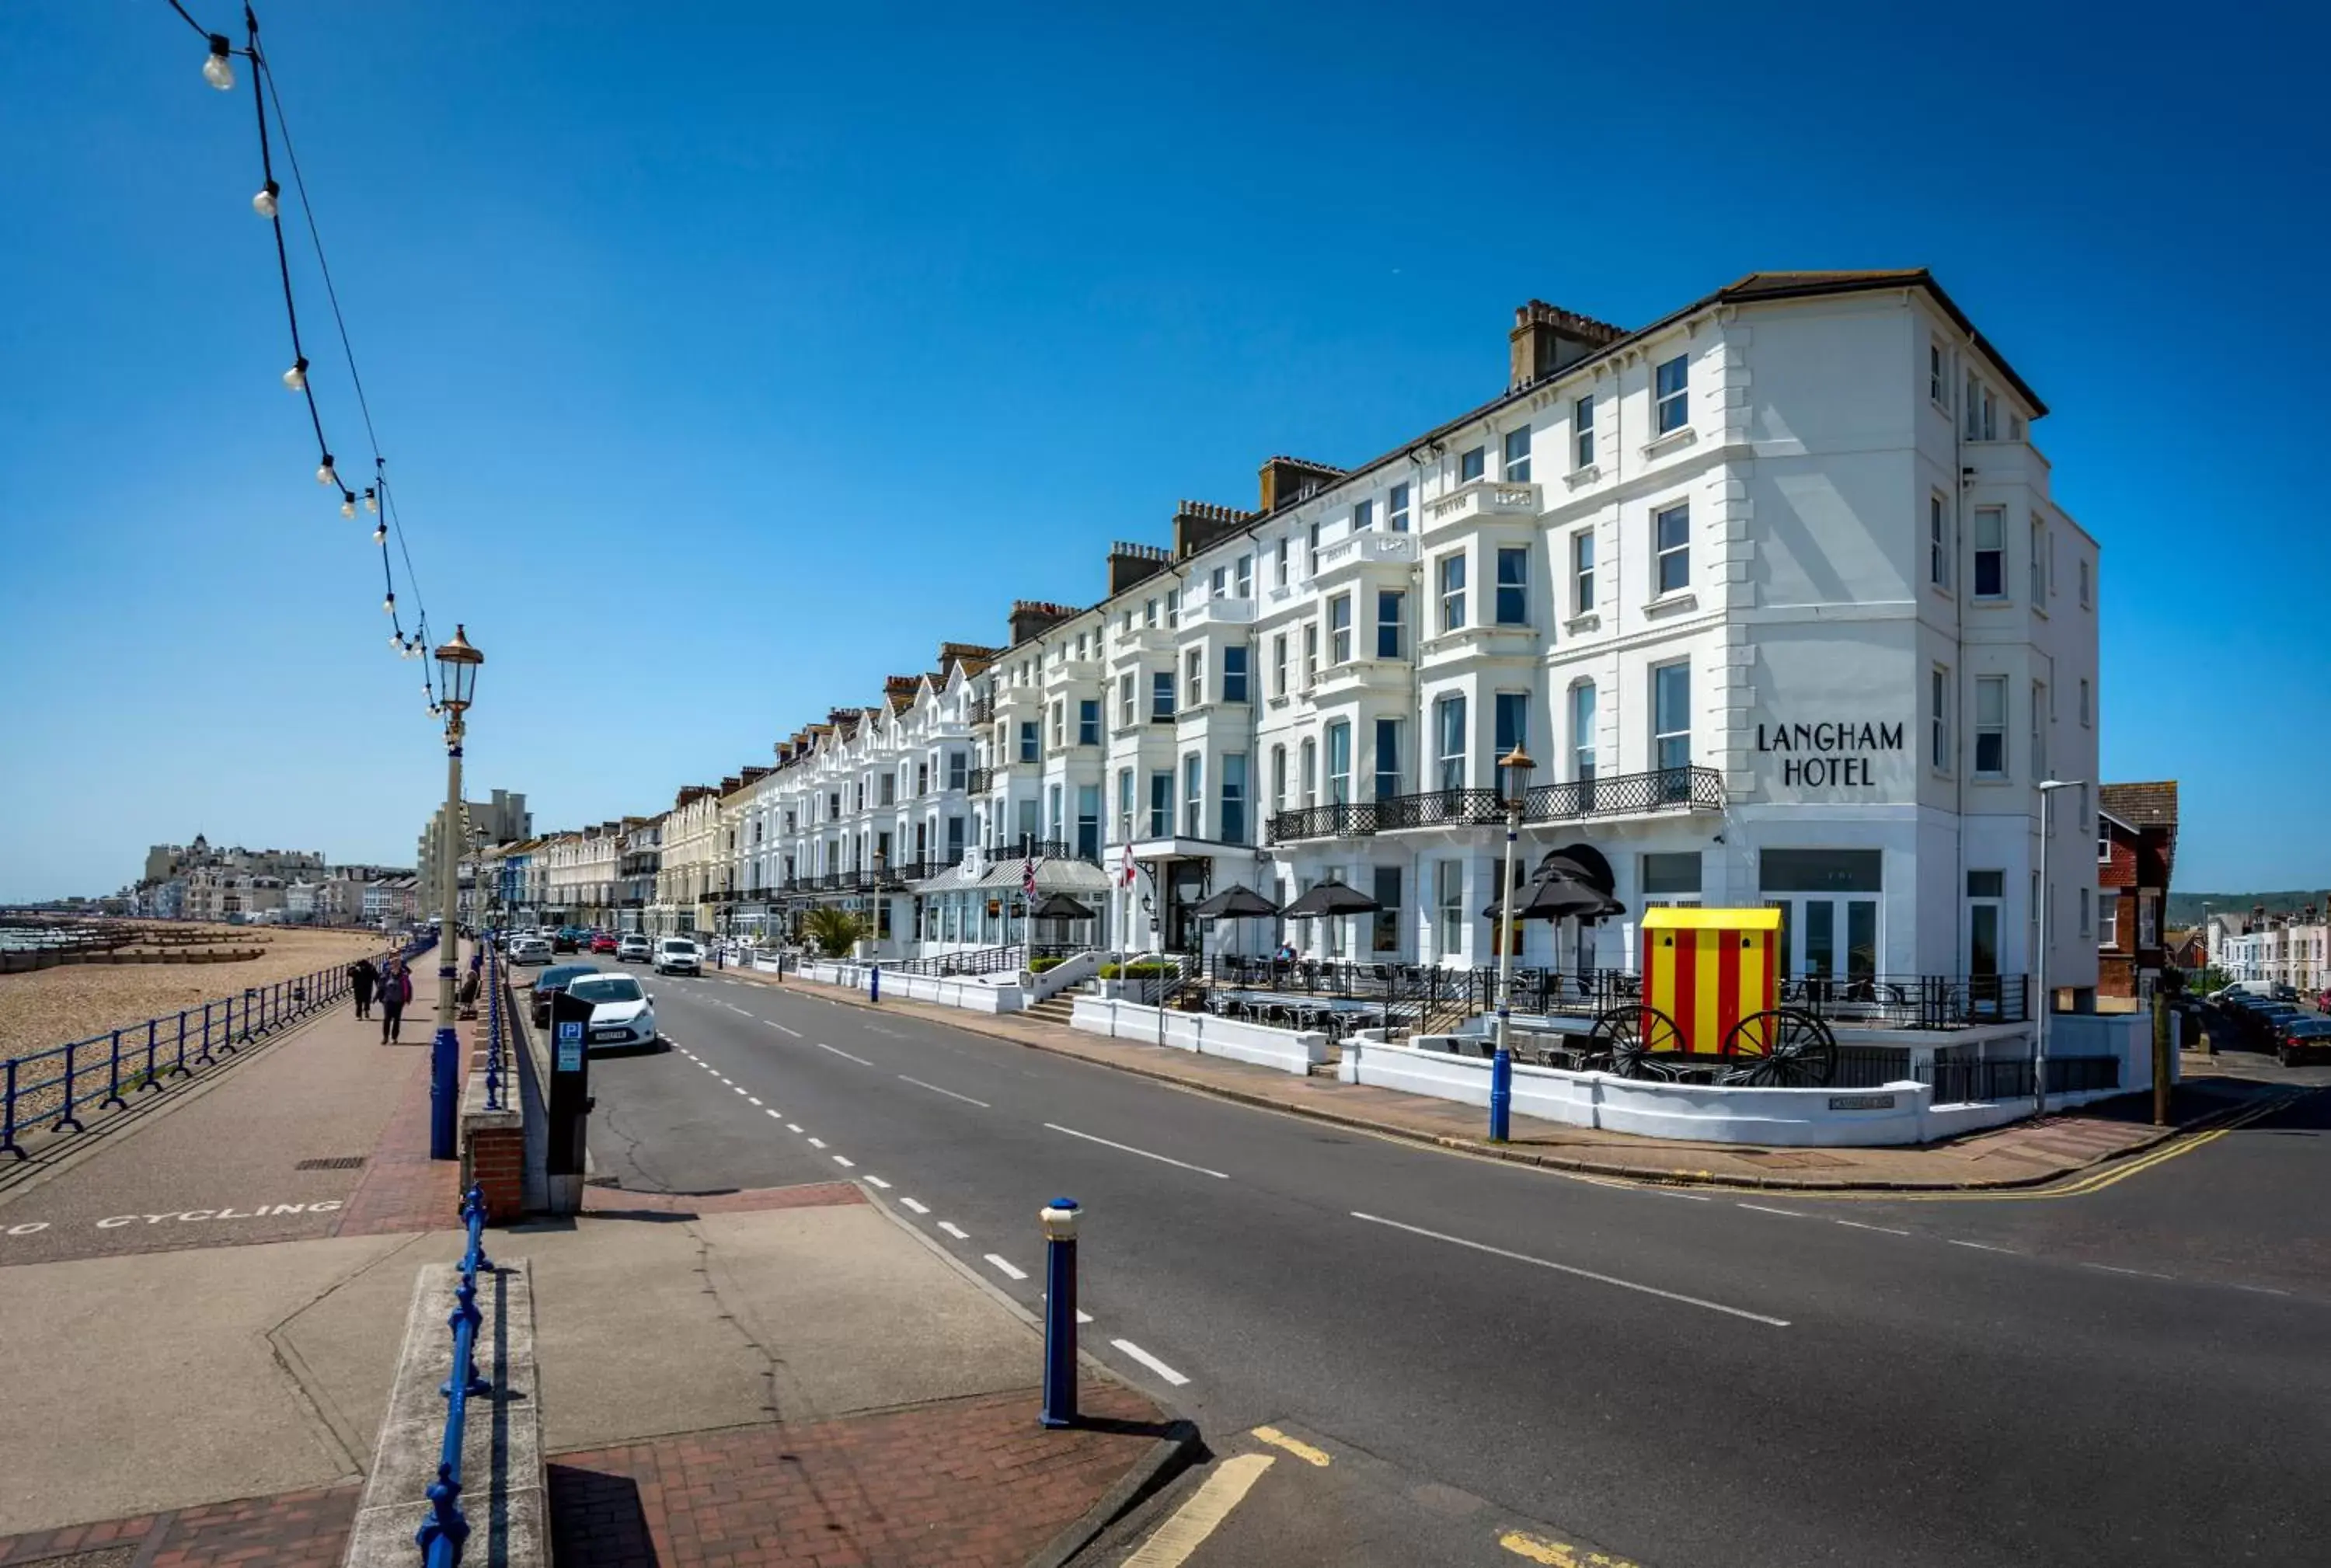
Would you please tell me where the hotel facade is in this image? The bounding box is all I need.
[712,271,2097,1005]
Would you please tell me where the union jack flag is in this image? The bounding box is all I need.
[1021,855,1037,897]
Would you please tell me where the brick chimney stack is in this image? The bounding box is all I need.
[1106,540,1172,595]
[1508,300,1626,387]
[1008,599,1081,646]
[1256,457,1343,515]
[1172,501,1256,561]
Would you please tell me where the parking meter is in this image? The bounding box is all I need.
[546,984,595,1214]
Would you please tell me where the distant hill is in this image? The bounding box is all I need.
[2169,890,2331,929]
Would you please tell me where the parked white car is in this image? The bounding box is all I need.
[654,938,702,976]
[570,973,657,1048]
[507,935,552,966]
[616,933,653,963]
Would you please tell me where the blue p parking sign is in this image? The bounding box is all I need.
[557,1019,584,1071]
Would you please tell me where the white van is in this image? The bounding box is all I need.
[653,938,702,976]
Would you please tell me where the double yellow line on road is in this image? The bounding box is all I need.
[1789,1088,2315,1204]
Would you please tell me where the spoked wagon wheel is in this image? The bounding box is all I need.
[1721,1008,1837,1087]
[1586,1004,1685,1079]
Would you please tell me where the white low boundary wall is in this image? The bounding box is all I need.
[1071,996,1327,1075]
[804,959,1025,1013]
[1338,1030,2150,1147]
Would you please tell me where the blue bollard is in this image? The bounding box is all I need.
[1489,1046,1513,1144]
[1039,1197,1081,1428]
[870,963,880,1005]
[430,1025,460,1160]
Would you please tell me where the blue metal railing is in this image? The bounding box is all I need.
[419,1183,493,1566]
[482,935,506,1112]
[0,929,435,1161]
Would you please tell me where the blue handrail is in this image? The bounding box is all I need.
[0,930,434,1161]
[482,935,505,1113]
[418,1183,493,1567]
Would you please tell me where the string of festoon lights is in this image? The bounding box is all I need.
[166,0,449,713]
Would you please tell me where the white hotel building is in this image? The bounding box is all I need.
[730,270,2099,1006]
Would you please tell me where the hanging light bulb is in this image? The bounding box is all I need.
[340,496,357,520]
[253,180,280,219]
[316,455,336,487]
[284,358,307,392]
[203,35,235,91]
[383,591,396,615]
[363,487,378,514]
[391,632,404,651]
[373,521,388,545]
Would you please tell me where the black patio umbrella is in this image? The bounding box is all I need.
[1186,884,1280,968]
[1483,867,1625,923]
[1028,890,1097,921]
[1190,884,1280,920]
[1279,881,1382,918]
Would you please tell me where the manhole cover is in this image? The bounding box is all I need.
[296,1155,368,1170]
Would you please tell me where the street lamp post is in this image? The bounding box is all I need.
[2034,777,2084,1120]
[430,626,484,1162]
[1490,743,1535,1144]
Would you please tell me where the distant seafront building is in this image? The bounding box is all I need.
[679,270,2100,1004]
[416,788,532,924]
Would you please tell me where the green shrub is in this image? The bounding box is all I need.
[1099,960,1179,980]
[1029,955,1067,974]
[801,907,869,959]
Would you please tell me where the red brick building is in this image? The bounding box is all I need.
[2096,781,2178,1001]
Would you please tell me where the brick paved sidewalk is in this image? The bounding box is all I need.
[742,967,2269,1190]
[0,1484,360,1568]
[549,1381,1172,1568]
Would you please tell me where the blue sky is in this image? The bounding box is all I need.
[1,1,2323,901]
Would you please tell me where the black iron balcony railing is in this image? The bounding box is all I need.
[1265,765,1724,845]
[965,766,997,794]
[984,837,1100,866]
[1267,803,1380,841]
[967,695,995,724]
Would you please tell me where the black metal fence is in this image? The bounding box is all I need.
[1194,957,2029,1033]
[1266,765,1726,845]
[1922,1051,2118,1103]
[1779,974,2030,1028]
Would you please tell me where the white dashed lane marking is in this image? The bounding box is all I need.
[817,1043,875,1066]
[938,1221,970,1240]
[897,1075,989,1107]
[1352,1211,1791,1328]
[984,1254,1027,1281]
[832,1155,855,1169]
[1737,1204,1807,1218]
[807,1137,827,1148]
[900,1198,929,1214]
[1044,1123,1229,1179]
[862,1176,890,1190]
[1834,1220,1911,1236]
[1110,1339,1190,1387]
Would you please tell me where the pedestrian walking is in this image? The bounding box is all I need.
[378,959,413,1044]
[349,956,378,1020]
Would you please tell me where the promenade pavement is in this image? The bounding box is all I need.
[0,950,1178,1568]
[726,963,2271,1190]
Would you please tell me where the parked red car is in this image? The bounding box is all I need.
[590,932,618,955]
